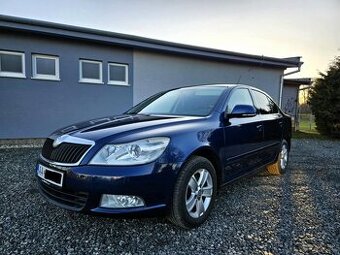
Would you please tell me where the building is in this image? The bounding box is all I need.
[0,15,302,139]
[282,78,312,129]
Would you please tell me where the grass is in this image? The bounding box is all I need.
[292,131,327,139]
[293,114,324,139]
[293,114,338,140]
[299,119,317,133]
[293,121,330,140]
[298,114,317,133]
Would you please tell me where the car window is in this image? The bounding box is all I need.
[251,90,279,114]
[126,87,225,117]
[267,97,279,113]
[226,88,254,113]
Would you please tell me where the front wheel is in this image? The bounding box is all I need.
[266,140,289,175]
[168,156,217,229]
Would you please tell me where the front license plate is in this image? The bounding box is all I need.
[37,164,64,187]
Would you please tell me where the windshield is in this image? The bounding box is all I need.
[127,87,225,117]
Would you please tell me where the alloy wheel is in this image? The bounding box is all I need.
[280,144,288,170]
[185,168,213,218]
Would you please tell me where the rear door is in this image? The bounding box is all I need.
[250,89,283,164]
[222,88,264,181]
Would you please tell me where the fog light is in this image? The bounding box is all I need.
[100,194,145,208]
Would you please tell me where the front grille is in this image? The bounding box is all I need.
[42,138,91,164]
[38,180,88,211]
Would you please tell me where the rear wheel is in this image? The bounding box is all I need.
[168,156,217,229]
[266,140,289,175]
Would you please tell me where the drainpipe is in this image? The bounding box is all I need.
[279,65,301,107]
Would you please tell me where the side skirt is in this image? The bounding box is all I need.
[218,156,278,189]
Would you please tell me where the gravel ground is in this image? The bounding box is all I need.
[0,139,339,255]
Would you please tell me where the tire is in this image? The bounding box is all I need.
[168,156,217,229]
[266,139,289,175]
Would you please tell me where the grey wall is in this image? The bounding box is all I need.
[133,50,284,104]
[1,30,287,139]
[282,85,298,117]
[0,31,133,139]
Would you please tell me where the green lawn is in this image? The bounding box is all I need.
[297,114,318,133]
[293,114,339,140]
[299,119,318,133]
[292,131,327,139]
[293,114,325,139]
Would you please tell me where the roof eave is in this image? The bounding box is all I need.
[0,15,302,69]
[284,78,312,86]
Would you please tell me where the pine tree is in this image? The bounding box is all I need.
[308,56,340,137]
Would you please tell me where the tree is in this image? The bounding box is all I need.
[308,56,340,137]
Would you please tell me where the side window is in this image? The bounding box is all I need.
[227,88,254,113]
[251,90,279,114]
[267,96,279,113]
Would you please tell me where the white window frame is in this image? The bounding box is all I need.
[79,59,103,84]
[108,63,129,86]
[32,54,60,81]
[0,50,26,78]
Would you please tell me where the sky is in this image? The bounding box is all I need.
[1,0,339,78]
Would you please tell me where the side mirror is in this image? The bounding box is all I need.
[226,104,257,119]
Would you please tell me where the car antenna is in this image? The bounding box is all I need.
[236,74,242,84]
[236,66,254,85]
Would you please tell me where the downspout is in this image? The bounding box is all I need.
[279,65,301,107]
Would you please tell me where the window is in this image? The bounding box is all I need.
[251,90,279,114]
[127,87,225,117]
[0,50,25,78]
[79,59,102,84]
[108,63,128,85]
[226,88,254,113]
[32,54,59,80]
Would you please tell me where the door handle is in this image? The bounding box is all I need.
[278,121,283,127]
[256,124,263,130]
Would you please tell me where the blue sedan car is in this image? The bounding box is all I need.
[36,84,291,228]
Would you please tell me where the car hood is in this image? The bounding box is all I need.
[51,114,205,142]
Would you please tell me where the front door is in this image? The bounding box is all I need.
[222,88,264,182]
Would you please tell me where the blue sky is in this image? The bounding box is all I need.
[1,0,339,78]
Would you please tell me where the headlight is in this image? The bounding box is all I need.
[89,137,170,166]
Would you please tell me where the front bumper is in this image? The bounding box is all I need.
[36,158,181,215]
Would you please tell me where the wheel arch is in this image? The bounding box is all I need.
[185,146,224,187]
